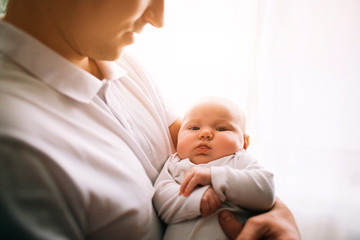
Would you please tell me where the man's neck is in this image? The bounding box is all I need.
[78,58,104,80]
[4,1,104,80]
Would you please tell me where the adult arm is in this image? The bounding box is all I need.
[168,118,181,151]
[211,154,275,211]
[153,159,209,224]
[218,197,301,240]
[0,139,83,240]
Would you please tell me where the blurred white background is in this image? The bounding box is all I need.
[127,0,360,239]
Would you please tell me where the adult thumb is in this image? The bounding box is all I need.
[218,210,243,240]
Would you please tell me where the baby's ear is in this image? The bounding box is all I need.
[243,134,249,150]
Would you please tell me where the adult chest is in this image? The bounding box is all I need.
[103,77,173,174]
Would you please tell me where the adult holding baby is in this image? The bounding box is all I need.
[0,0,300,239]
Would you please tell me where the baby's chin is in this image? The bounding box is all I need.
[189,155,218,165]
[189,151,239,165]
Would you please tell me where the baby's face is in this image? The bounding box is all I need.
[177,101,245,164]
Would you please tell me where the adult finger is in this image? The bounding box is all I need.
[204,193,216,216]
[218,210,243,240]
[201,197,210,216]
[235,217,269,240]
[214,195,222,210]
[208,190,222,212]
[213,190,222,206]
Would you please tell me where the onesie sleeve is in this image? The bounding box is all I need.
[211,154,275,211]
[153,159,209,224]
[0,139,83,240]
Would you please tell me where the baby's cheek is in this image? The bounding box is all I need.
[177,137,191,159]
[222,135,244,152]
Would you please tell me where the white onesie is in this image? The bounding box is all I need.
[153,150,275,240]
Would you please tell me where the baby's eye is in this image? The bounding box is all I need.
[216,127,227,131]
[189,127,200,130]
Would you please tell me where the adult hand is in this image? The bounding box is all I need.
[200,187,222,217]
[179,166,211,196]
[218,197,301,240]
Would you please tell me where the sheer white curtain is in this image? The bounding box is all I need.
[127,0,360,239]
[253,1,360,239]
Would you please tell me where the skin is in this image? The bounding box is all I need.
[177,97,249,216]
[169,119,182,150]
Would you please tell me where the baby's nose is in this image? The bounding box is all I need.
[199,129,213,140]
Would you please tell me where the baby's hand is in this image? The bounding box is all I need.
[179,166,211,196]
[200,187,222,216]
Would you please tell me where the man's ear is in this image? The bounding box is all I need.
[243,134,249,150]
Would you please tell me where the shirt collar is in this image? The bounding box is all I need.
[0,19,127,103]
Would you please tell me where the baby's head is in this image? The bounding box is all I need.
[177,96,249,164]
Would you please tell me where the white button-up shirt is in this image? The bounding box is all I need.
[0,19,176,239]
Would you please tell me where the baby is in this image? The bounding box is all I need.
[154,96,275,240]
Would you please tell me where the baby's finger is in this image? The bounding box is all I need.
[179,171,194,195]
[183,177,199,196]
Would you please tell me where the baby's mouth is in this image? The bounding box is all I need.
[195,144,211,153]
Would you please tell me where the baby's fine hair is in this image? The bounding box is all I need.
[186,96,247,133]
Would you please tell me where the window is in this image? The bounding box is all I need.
[0,0,7,15]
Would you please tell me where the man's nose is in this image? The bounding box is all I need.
[199,129,213,140]
[143,0,164,28]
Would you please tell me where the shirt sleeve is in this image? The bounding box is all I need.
[211,154,275,211]
[0,138,84,240]
[153,159,209,224]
